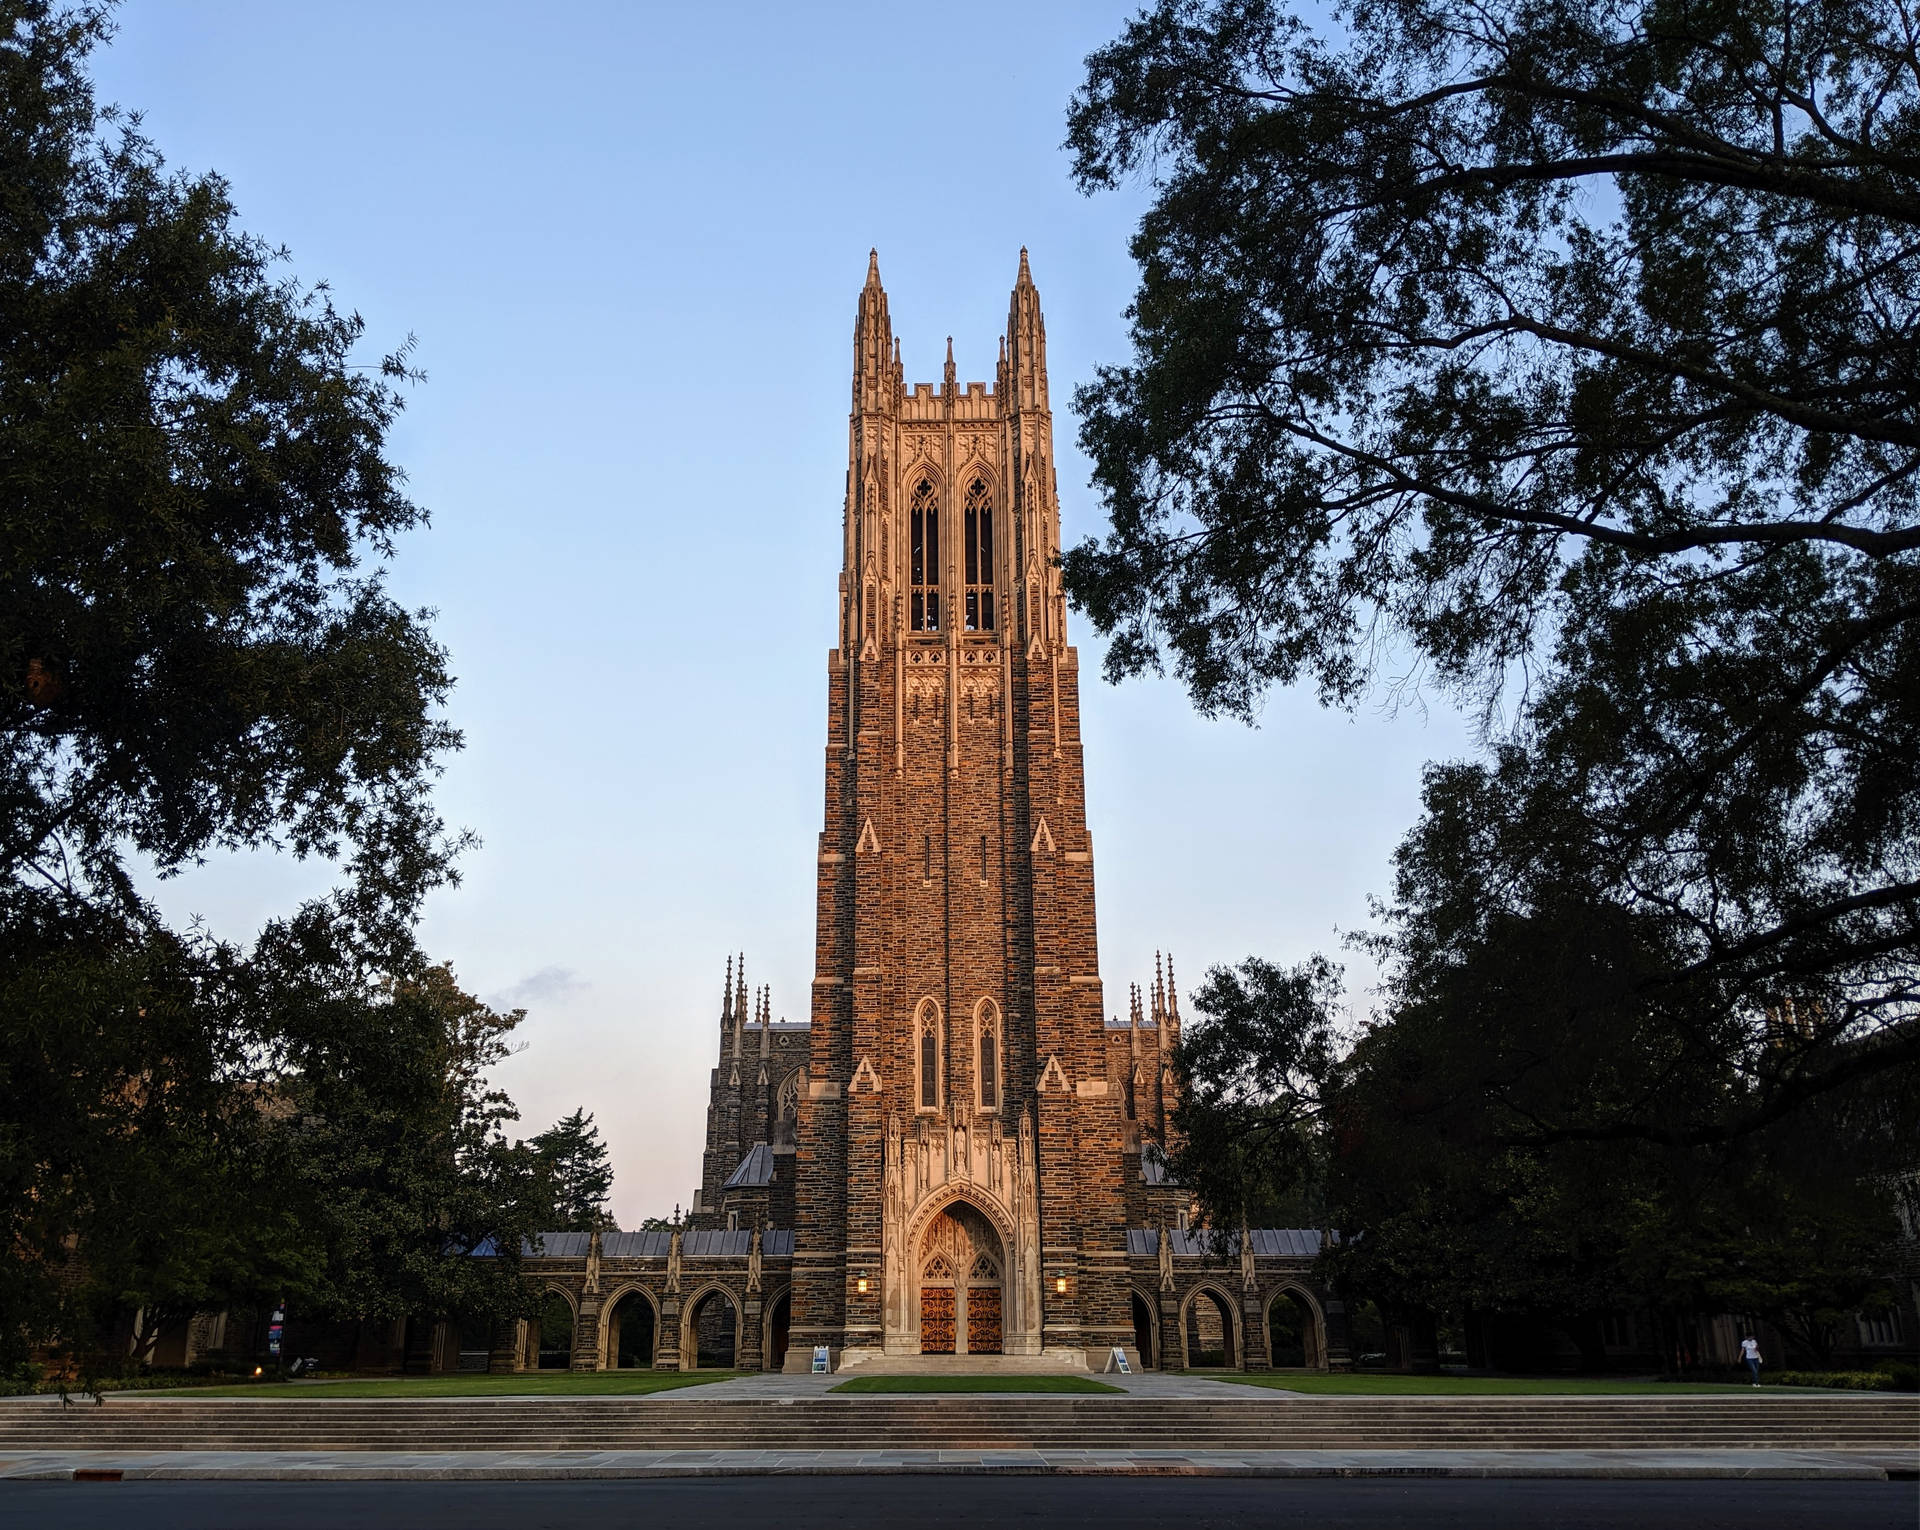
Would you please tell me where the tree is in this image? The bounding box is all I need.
[0,3,518,1372]
[1162,955,1343,1230]
[1064,0,1920,1147]
[527,1108,617,1232]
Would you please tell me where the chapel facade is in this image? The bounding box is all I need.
[499,254,1344,1377]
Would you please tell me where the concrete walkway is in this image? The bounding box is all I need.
[0,1446,1908,1480]
[665,1369,1279,1400]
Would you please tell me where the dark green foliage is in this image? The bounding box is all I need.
[1163,956,1342,1230]
[0,4,535,1373]
[1065,0,1920,1145]
[528,1108,618,1232]
[1072,0,1920,1342]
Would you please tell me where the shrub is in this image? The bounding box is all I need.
[1769,1370,1901,1391]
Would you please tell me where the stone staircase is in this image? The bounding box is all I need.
[1,1394,1913,1455]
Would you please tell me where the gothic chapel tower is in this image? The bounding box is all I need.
[788,253,1133,1367]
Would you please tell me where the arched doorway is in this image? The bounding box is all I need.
[1268,1288,1320,1368]
[917,1202,1005,1356]
[1131,1291,1157,1369]
[688,1289,737,1369]
[766,1289,791,1372]
[609,1291,655,1369]
[1185,1287,1237,1368]
[535,1292,575,1370]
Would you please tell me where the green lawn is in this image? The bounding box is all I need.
[832,1375,1123,1394]
[1202,1373,1787,1395]
[155,1371,739,1399]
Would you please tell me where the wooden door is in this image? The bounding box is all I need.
[966,1286,1002,1354]
[920,1288,955,1354]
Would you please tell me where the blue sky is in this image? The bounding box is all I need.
[92,1,1471,1226]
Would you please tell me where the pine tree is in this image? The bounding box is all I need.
[529,1109,617,1231]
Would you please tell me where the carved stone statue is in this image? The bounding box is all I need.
[1240,1227,1257,1292]
[747,1229,763,1293]
[666,1229,683,1294]
[585,1229,602,1295]
[1158,1224,1175,1293]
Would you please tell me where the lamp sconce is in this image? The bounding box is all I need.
[1054,1273,1068,1295]
[856,1276,870,1295]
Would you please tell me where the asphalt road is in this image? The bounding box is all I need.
[1,1476,1915,1530]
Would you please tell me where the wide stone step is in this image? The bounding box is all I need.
[3,1392,1911,1455]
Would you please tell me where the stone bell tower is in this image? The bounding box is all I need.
[787,252,1133,1368]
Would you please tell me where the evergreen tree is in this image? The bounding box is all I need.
[529,1109,617,1232]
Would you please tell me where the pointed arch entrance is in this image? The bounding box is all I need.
[916,1201,1004,1356]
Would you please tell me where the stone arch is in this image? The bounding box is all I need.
[1180,1282,1240,1369]
[1130,1287,1160,1370]
[910,1193,1008,1357]
[903,1182,1018,1260]
[912,996,944,1112]
[1264,1282,1327,1370]
[763,1283,793,1373]
[600,1282,660,1370]
[680,1282,740,1370]
[533,1284,578,1371]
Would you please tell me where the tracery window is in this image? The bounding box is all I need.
[916,1000,942,1111]
[910,478,941,632]
[774,1069,802,1148]
[963,478,995,631]
[975,999,1001,1111]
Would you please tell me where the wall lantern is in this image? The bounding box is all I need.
[1054,1275,1068,1295]
[856,1276,869,1294]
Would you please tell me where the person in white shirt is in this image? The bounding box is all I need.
[1740,1335,1762,1386]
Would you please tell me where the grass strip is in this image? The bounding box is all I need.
[152,1371,738,1399]
[1203,1373,1805,1395]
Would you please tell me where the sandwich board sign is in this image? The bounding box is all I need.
[811,1345,831,1373]
[1106,1346,1131,1374]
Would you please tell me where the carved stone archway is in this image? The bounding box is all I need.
[880,1109,1043,1358]
[913,1201,1005,1357]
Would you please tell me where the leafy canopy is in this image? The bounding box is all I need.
[0,3,535,1372]
[1065,0,1919,1147]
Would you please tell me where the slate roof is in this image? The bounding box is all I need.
[601,1230,672,1257]
[723,1142,776,1189]
[1124,1228,1327,1259]
[472,1227,836,1261]
[526,1231,593,1259]
[1140,1153,1180,1185]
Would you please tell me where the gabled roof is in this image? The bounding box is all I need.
[1141,1153,1180,1185]
[723,1142,776,1189]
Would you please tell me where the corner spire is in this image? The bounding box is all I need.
[1005,247,1048,414]
[852,251,895,416]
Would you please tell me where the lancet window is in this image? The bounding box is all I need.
[916,1000,943,1111]
[909,478,941,632]
[975,999,1002,1111]
[963,478,995,631]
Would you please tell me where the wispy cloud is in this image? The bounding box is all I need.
[490,965,589,1011]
